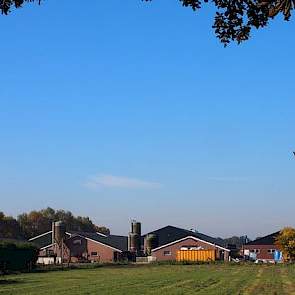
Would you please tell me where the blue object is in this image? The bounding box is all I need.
[249,252,257,260]
[274,250,283,261]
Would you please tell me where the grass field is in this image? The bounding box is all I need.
[1,264,295,295]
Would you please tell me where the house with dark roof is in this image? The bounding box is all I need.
[29,230,128,264]
[243,231,280,261]
[143,226,230,261]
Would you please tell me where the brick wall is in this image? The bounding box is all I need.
[87,239,119,263]
[151,238,228,261]
[38,239,120,263]
[244,244,279,260]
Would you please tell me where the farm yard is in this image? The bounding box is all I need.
[1,264,295,295]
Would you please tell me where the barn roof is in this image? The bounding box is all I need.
[70,232,128,252]
[143,225,228,250]
[29,231,54,249]
[245,231,280,246]
[29,231,128,252]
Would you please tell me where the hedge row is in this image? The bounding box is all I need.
[0,241,38,272]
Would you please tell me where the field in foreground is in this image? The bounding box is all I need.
[0,264,295,295]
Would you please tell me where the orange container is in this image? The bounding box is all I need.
[176,250,216,262]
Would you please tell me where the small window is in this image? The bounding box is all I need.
[46,249,54,256]
[164,250,171,256]
[250,249,260,254]
[91,252,98,256]
[268,249,276,254]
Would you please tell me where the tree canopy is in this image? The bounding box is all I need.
[0,211,23,240]
[275,227,295,262]
[0,208,110,239]
[0,0,293,45]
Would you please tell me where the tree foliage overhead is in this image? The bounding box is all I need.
[149,0,294,45]
[0,0,293,45]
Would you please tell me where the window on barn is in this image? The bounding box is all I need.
[91,252,98,256]
[268,249,276,254]
[46,249,54,256]
[164,250,171,256]
[250,249,260,254]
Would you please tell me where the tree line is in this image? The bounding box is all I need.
[0,208,110,240]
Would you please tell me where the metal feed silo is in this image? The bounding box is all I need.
[128,220,142,255]
[54,221,66,245]
[128,233,141,253]
[131,221,141,236]
[145,233,158,255]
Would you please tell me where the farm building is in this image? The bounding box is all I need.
[29,226,128,264]
[30,222,230,264]
[143,226,230,262]
[243,231,282,262]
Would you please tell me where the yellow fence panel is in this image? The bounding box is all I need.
[176,250,216,262]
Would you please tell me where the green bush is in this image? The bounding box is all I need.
[0,240,38,272]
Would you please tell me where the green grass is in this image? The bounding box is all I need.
[1,264,295,295]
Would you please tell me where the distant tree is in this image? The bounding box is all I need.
[40,207,56,221]
[0,212,23,239]
[275,227,295,262]
[1,0,294,45]
[17,211,51,238]
[95,226,110,235]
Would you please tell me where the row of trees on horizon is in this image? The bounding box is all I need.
[0,207,110,240]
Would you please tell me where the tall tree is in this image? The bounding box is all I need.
[0,0,294,45]
[275,227,295,262]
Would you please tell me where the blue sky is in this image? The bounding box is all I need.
[0,0,294,238]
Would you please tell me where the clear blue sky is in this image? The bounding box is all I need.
[0,0,294,239]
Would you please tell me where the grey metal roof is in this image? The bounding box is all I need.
[143,225,227,249]
[70,231,128,252]
[245,231,280,246]
[30,225,226,252]
[29,231,128,252]
[29,232,53,249]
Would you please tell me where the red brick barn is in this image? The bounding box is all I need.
[243,232,281,262]
[29,231,127,264]
[144,226,230,261]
